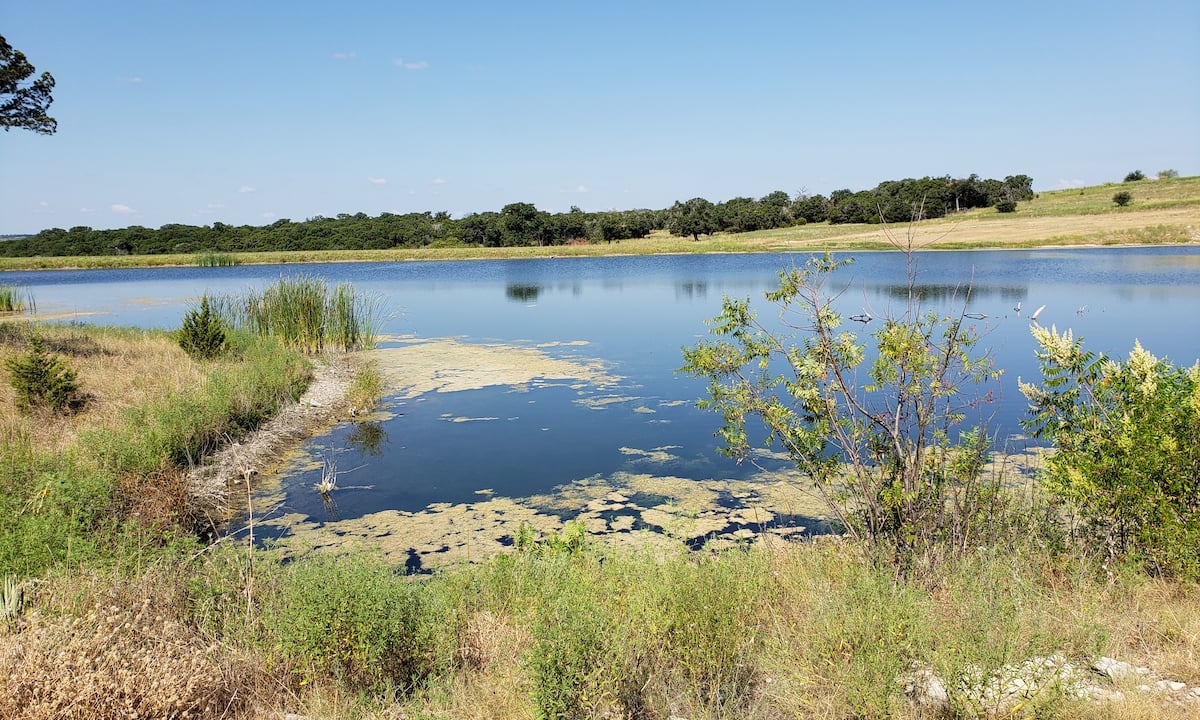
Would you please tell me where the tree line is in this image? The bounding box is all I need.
[1,174,1033,257]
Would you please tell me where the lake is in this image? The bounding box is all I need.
[7,247,1200,567]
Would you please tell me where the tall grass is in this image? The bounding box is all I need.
[0,284,33,314]
[221,276,381,353]
[193,250,239,267]
[0,325,310,578]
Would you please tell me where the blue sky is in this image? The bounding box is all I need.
[2,1,1197,234]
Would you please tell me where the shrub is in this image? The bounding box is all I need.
[262,553,439,692]
[995,199,1017,213]
[682,247,1005,577]
[1158,168,1179,180]
[1020,327,1200,578]
[4,336,83,413]
[1124,170,1145,182]
[177,294,226,360]
[1112,191,1133,207]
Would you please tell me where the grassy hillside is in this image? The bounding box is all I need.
[1,177,1197,271]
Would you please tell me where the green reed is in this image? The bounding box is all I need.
[221,276,380,353]
[0,285,33,314]
[194,251,240,267]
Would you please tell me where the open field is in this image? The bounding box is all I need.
[1,177,1197,271]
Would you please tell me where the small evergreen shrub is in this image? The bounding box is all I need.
[1113,191,1133,207]
[177,295,226,360]
[995,199,1017,213]
[1124,170,1145,182]
[1158,168,1179,180]
[4,336,83,414]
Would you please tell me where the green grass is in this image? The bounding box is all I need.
[0,325,310,578]
[0,284,33,314]
[193,250,240,267]
[168,537,1184,719]
[219,276,382,353]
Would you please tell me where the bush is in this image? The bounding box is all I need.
[177,294,226,360]
[1158,168,1179,180]
[1124,170,1145,182]
[682,249,1006,577]
[1020,328,1200,578]
[995,199,1017,213]
[1113,191,1133,207]
[262,553,440,692]
[4,336,83,413]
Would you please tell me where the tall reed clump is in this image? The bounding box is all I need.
[223,276,380,353]
[193,250,239,267]
[0,284,33,314]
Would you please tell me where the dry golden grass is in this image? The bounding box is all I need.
[0,598,256,719]
[0,325,203,455]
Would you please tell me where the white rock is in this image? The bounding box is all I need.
[1156,680,1187,692]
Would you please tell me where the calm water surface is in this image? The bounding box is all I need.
[7,247,1200,536]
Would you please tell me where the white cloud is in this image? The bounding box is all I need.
[39,200,48,207]
[207,202,224,209]
[333,51,356,60]
[573,185,589,193]
[127,76,143,84]
[239,185,255,193]
[367,177,387,185]
[111,204,137,215]
[261,212,276,219]
[393,57,429,70]
[80,207,94,213]
[431,177,447,185]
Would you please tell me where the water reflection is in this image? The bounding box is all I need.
[875,283,1029,303]
[505,283,541,303]
[346,421,388,457]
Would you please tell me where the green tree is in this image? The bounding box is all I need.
[1020,328,1200,578]
[5,336,82,413]
[177,295,227,360]
[1124,170,1145,182]
[1112,191,1132,207]
[682,241,1003,574]
[0,35,56,135]
[667,197,717,241]
[499,202,551,246]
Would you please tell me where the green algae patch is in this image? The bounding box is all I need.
[618,445,682,464]
[256,466,833,571]
[252,437,1047,571]
[373,337,621,398]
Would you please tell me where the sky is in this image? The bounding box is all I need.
[2,1,1198,234]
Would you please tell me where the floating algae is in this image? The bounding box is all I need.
[375,337,620,399]
[255,334,1045,571]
